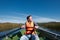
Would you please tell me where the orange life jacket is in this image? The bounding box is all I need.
[25,21,36,35]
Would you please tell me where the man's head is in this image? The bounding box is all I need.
[27,15,33,22]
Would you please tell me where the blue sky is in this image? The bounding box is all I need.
[0,0,60,23]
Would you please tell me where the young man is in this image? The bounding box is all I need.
[20,15,39,40]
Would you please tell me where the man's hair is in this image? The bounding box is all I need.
[27,15,31,20]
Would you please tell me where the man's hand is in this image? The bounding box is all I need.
[35,26,39,29]
[21,25,25,29]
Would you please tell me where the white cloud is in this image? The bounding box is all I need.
[33,17,60,23]
[0,13,60,23]
[0,16,26,23]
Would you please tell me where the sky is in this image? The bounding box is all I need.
[0,0,60,23]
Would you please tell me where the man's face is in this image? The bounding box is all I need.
[29,16,33,22]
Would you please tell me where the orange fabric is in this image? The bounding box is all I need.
[26,27,34,30]
[25,21,36,34]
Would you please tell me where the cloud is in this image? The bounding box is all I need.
[33,17,60,23]
[0,16,26,23]
[0,13,60,23]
